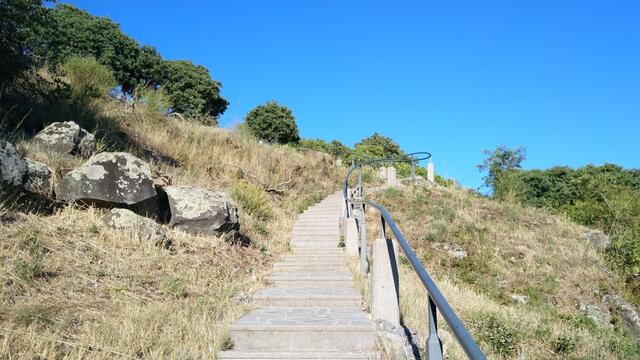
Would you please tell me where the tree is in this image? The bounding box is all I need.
[477,146,527,192]
[160,60,228,123]
[62,56,116,100]
[41,4,158,93]
[355,132,404,158]
[245,101,300,144]
[0,0,49,83]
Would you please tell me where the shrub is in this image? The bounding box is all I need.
[245,101,300,144]
[472,313,521,357]
[230,180,273,221]
[62,56,116,99]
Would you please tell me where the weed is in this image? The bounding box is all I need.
[230,180,273,221]
[553,335,577,354]
[163,275,187,299]
[471,313,521,358]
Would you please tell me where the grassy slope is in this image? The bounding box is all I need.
[369,184,639,359]
[0,100,344,358]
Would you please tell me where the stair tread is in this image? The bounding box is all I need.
[230,307,374,330]
[218,350,379,359]
[254,287,360,299]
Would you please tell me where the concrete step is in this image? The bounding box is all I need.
[266,272,353,287]
[291,234,338,240]
[219,350,380,359]
[292,231,340,237]
[291,242,340,248]
[227,307,375,351]
[273,262,347,272]
[291,248,343,255]
[252,287,361,307]
[281,255,346,263]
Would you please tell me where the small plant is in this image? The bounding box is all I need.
[553,335,577,354]
[472,313,521,358]
[14,304,53,326]
[230,180,273,221]
[163,275,187,298]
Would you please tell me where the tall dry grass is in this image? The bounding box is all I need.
[1,97,345,358]
[359,184,639,359]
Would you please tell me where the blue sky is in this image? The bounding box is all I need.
[65,0,639,189]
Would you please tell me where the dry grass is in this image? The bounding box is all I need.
[1,98,345,358]
[363,183,639,359]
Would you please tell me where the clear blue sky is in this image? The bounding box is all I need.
[65,0,639,189]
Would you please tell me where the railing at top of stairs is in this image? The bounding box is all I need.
[342,152,486,360]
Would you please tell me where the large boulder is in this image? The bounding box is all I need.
[163,185,239,235]
[57,152,156,206]
[102,208,170,248]
[0,141,27,187]
[32,121,96,157]
[24,159,53,197]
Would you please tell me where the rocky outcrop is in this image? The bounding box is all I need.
[603,294,640,338]
[24,159,53,197]
[102,208,170,248]
[56,152,156,206]
[581,229,611,249]
[0,141,27,187]
[32,121,96,157]
[163,185,239,235]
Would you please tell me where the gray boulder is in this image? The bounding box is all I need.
[24,159,53,197]
[0,141,27,187]
[603,294,640,338]
[163,185,239,235]
[32,121,96,157]
[57,152,156,206]
[102,208,169,247]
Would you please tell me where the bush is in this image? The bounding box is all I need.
[62,56,116,99]
[245,101,300,144]
[607,224,640,295]
[230,180,273,221]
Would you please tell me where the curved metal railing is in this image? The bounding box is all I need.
[343,155,486,360]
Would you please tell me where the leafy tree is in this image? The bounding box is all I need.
[0,0,49,82]
[355,132,404,158]
[160,60,228,123]
[245,101,300,144]
[477,146,527,192]
[41,4,158,93]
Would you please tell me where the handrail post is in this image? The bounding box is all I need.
[426,296,444,360]
[358,202,367,274]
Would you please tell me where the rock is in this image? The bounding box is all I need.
[603,294,640,338]
[578,299,611,325]
[511,294,530,304]
[0,141,27,187]
[163,185,239,235]
[581,228,611,249]
[24,159,53,197]
[57,152,156,206]
[432,242,467,259]
[32,121,96,157]
[102,208,170,247]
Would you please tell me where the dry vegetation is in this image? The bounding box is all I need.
[362,183,639,359]
[0,98,345,358]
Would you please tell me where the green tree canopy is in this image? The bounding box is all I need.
[245,101,300,144]
[160,60,228,123]
[354,132,404,159]
[477,145,527,191]
[0,0,49,82]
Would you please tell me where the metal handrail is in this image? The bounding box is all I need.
[343,156,486,360]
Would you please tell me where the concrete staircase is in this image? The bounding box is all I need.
[219,192,379,360]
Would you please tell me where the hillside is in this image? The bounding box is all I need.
[0,98,345,358]
[366,183,639,359]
